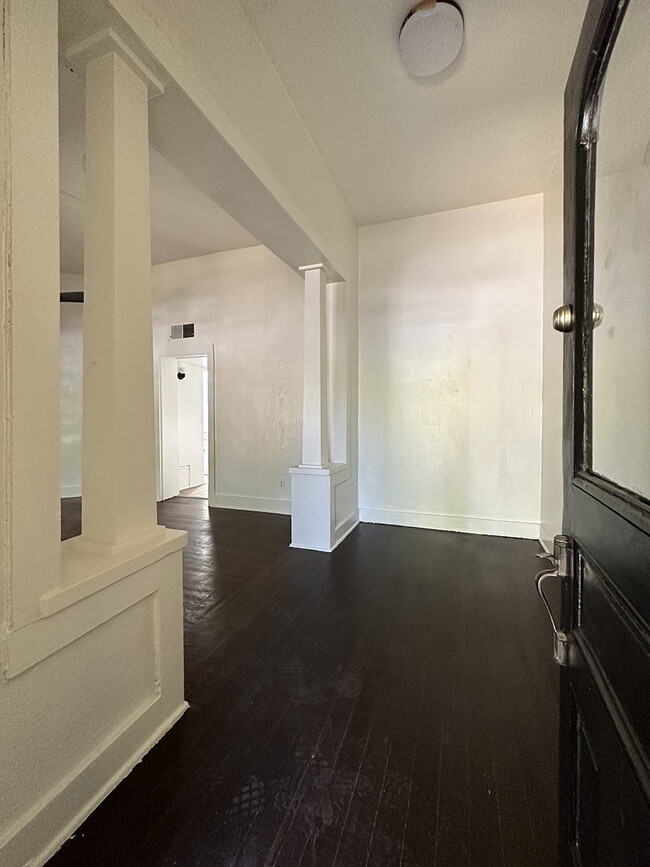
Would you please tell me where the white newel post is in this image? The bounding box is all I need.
[290,266,349,551]
[66,31,165,553]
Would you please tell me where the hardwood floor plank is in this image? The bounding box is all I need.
[50,503,560,867]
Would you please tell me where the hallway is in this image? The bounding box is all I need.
[54,500,559,866]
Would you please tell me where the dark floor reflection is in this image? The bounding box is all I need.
[54,497,559,866]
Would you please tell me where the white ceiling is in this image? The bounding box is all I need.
[59,0,591,269]
[58,62,259,274]
[238,0,589,225]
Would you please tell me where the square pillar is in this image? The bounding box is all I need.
[299,263,330,468]
[67,30,165,554]
[291,266,350,551]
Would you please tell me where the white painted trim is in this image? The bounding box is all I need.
[359,508,541,540]
[289,463,349,478]
[7,540,185,676]
[61,485,82,498]
[66,28,165,97]
[1,699,188,867]
[333,513,360,549]
[539,524,559,553]
[214,494,291,516]
[38,529,187,618]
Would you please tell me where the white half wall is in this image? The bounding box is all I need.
[2,6,187,866]
[152,246,304,514]
[358,195,544,539]
[60,274,84,497]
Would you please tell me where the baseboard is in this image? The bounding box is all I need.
[61,484,82,498]
[539,523,560,552]
[213,493,291,515]
[359,507,541,540]
[332,512,360,550]
[1,699,188,867]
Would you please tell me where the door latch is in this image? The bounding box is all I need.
[535,535,572,666]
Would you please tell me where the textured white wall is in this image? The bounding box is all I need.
[359,195,544,539]
[59,248,304,510]
[60,274,84,497]
[152,246,304,514]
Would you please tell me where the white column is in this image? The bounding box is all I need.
[327,281,349,465]
[291,267,351,551]
[299,263,330,468]
[67,31,165,553]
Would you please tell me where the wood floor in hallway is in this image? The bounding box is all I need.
[53,498,560,866]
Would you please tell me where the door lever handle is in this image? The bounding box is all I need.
[535,558,569,666]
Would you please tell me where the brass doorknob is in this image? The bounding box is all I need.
[553,303,603,332]
[592,303,603,328]
[553,304,574,332]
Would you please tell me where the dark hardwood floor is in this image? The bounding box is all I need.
[53,498,559,866]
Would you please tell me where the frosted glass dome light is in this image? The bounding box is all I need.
[398,1,464,77]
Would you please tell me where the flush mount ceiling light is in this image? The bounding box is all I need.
[398,0,464,77]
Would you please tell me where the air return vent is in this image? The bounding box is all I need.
[170,323,195,339]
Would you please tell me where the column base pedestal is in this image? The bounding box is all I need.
[68,524,168,558]
[289,464,357,552]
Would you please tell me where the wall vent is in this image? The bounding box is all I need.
[170,323,195,339]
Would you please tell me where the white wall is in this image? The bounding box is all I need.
[540,186,564,550]
[176,357,206,489]
[359,195,544,539]
[59,248,304,512]
[152,245,304,514]
[60,274,84,497]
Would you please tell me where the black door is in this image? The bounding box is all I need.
[555,0,650,863]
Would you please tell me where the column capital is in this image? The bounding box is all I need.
[298,263,325,273]
[66,28,164,98]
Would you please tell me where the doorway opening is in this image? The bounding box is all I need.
[159,351,214,502]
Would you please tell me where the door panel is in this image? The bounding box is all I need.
[560,0,650,862]
[569,665,650,867]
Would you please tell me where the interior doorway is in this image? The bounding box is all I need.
[159,350,215,503]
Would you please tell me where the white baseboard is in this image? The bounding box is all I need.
[213,493,291,516]
[539,523,560,552]
[2,700,188,867]
[359,507,540,540]
[61,485,82,498]
[333,513,360,550]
